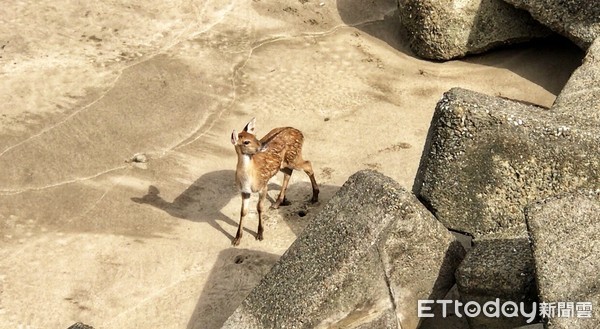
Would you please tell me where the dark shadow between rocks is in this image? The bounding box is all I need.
[416,238,470,329]
[462,34,584,96]
[186,248,280,329]
[463,2,583,96]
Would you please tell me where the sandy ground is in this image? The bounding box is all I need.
[0,0,583,328]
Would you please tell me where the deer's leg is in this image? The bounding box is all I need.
[300,160,319,203]
[257,187,267,241]
[232,192,250,246]
[272,168,293,209]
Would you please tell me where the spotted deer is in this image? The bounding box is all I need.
[230,118,319,246]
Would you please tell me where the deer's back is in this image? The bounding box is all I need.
[262,127,303,162]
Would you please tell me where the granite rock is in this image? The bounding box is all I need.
[415,88,600,238]
[398,0,551,60]
[455,238,537,328]
[526,190,600,329]
[222,170,465,329]
[503,0,600,49]
[553,38,600,124]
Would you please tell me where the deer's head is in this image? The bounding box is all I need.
[231,118,263,155]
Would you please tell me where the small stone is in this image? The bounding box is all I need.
[131,153,148,163]
[67,322,94,329]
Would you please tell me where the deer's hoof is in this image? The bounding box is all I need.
[232,237,241,246]
[256,232,264,241]
[310,190,319,204]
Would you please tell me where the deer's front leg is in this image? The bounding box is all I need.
[232,192,250,246]
[256,187,267,241]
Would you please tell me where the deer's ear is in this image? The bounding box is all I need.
[243,117,256,134]
[231,130,238,145]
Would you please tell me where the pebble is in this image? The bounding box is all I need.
[132,153,148,163]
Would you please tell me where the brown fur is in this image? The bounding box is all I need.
[230,118,319,246]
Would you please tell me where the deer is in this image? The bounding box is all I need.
[230,118,319,246]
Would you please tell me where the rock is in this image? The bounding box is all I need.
[414,88,600,238]
[222,170,465,329]
[514,325,544,329]
[418,285,471,329]
[131,153,148,163]
[455,238,537,328]
[553,38,600,123]
[67,323,94,329]
[525,190,600,329]
[502,0,600,49]
[397,0,551,60]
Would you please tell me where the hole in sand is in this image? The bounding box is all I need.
[298,210,307,217]
[234,255,244,264]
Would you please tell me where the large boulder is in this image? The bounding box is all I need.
[455,238,538,328]
[502,0,600,49]
[526,190,600,329]
[414,88,600,238]
[397,0,551,60]
[553,38,600,123]
[222,170,465,329]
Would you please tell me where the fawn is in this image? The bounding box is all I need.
[230,118,319,246]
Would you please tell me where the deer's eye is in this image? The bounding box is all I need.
[243,140,251,145]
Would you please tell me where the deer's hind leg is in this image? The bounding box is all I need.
[272,167,293,209]
[293,157,319,203]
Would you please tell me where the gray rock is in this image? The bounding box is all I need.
[553,38,600,124]
[514,324,544,329]
[131,153,148,163]
[455,238,537,329]
[418,285,471,329]
[67,323,94,329]
[415,88,600,238]
[397,0,551,60]
[222,170,465,329]
[525,190,600,329]
[502,0,600,49]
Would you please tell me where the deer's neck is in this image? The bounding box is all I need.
[236,153,255,194]
[237,152,254,168]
